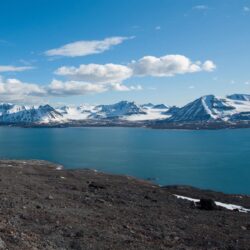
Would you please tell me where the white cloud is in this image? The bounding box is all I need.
[45,36,133,57]
[243,6,250,12]
[47,79,107,96]
[0,74,142,103]
[55,55,216,87]
[155,26,161,30]
[130,55,216,77]
[0,52,216,103]
[0,77,46,102]
[202,60,216,72]
[0,65,33,73]
[110,83,142,92]
[192,5,209,10]
[47,80,142,96]
[55,63,133,83]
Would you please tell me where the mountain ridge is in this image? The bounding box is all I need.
[1,94,250,129]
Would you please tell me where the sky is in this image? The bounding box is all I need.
[0,0,250,106]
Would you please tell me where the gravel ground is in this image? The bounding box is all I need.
[0,160,249,250]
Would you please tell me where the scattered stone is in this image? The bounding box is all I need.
[47,195,54,200]
[75,230,84,238]
[70,240,82,250]
[0,237,6,249]
[0,160,249,249]
[88,182,105,190]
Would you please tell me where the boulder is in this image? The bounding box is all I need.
[198,198,217,210]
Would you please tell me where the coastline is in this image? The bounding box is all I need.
[1,119,250,130]
[0,160,249,249]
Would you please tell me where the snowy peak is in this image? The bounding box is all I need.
[0,104,64,124]
[141,103,154,108]
[141,103,168,109]
[152,104,169,109]
[94,101,146,118]
[0,103,28,116]
[167,95,236,122]
[227,94,250,102]
[0,94,250,125]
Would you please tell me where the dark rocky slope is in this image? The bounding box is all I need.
[0,160,249,249]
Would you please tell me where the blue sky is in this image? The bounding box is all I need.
[0,0,250,106]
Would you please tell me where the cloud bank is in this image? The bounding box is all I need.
[0,77,141,103]
[56,54,216,80]
[0,54,216,103]
[130,55,215,77]
[55,63,133,83]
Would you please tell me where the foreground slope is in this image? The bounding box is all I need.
[0,160,249,249]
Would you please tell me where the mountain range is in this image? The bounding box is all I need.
[1,94,250,129]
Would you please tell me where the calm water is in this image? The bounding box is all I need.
[0,127,250,194]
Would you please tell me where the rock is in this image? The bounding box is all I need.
[88,182,105,190]
[47,195,54,200]
[0,237,6,249]
[198,198,217,210]
[70,240,83,250]
[75,230,84,238]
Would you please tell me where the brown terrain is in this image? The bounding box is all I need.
[0,160,249,250]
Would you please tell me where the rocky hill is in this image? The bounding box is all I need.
[0,160,249,249]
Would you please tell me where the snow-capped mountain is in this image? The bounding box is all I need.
[227,94,250,102]
[0,103,28,116]
[0,94,250,127]
[0,104,64,124]
[90,101,147,119]
[166,94,250,123]
[55,101,169,121]
[141,103,154,108]
[152,104,169,109]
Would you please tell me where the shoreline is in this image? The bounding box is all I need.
[0,160,249,249]
[1,119,250,130]
[2,158,249,195]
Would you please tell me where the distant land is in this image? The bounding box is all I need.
[1,94,250,129]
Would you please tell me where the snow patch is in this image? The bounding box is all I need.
[174,194,250,213]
